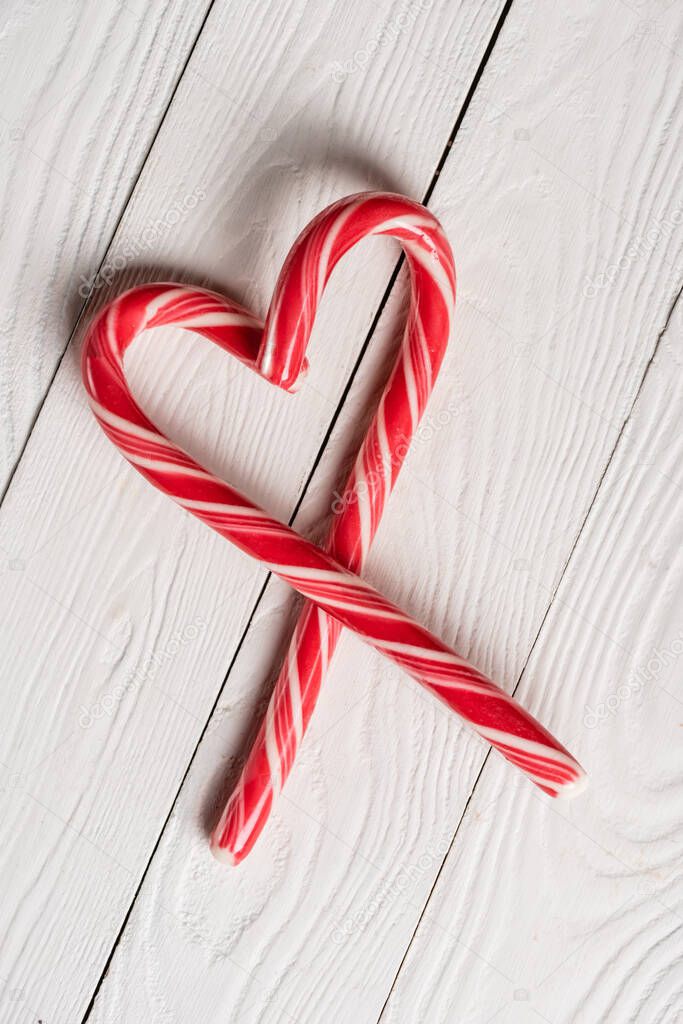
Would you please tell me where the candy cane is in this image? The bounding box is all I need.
[212,195,457,863]
[81,193,587,867]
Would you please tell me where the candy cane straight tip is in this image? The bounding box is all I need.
[209,836,239,866]
[553,768,589,798]
[80,192,587,868]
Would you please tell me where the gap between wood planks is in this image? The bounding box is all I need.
[0,0,218,511]
[375,284,683,1023]
[77,2,520,1020]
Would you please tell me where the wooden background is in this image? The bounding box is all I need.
[1,1,681,1021]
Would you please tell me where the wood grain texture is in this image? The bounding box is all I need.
[0,1,506,1021]
[378,296,683,1024]
[0,0,211,495]
[85,1,683,1023]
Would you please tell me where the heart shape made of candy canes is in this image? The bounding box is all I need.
[82,192,586,866]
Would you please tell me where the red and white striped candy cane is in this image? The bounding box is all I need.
[81,193,587,867]
[212,194,458,862]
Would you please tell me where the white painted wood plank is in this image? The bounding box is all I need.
[0,0,210,494]
[85,1,683,1022]
[378,298,683,1024]
[0,1,505,1021]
